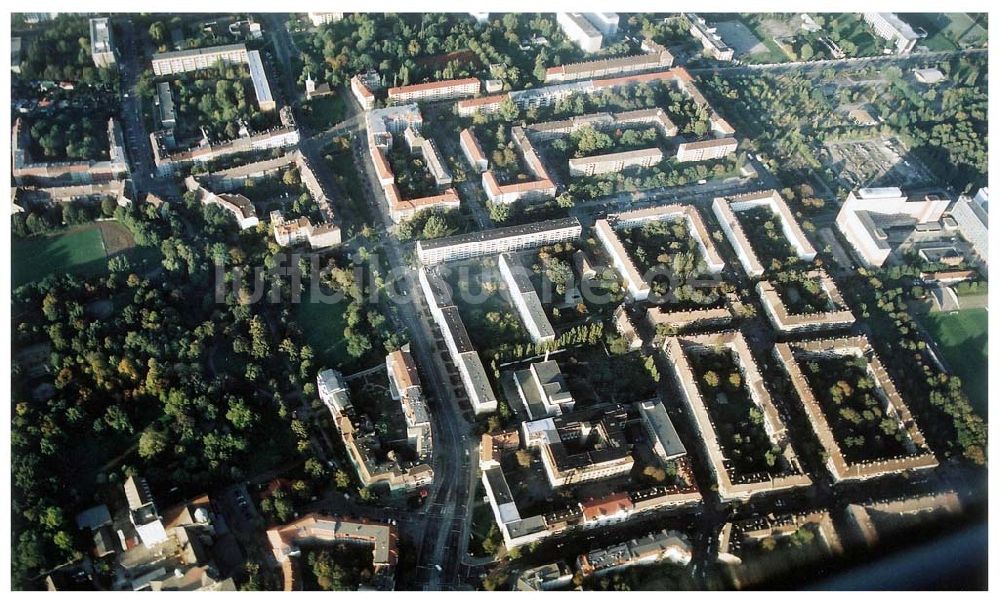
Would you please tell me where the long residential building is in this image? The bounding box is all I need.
[387,77,480,104]
[350,73,377,110]
[416,217,582,265]
[12,117,129,186]
[686,14,734,61]
[418,267,498,415]
[676,137,738,162]
[863,13,919,54]
[459,128,488,172]
[569,147,664,177]
[577,531,692,576]
[714,190,816,278]
[151,43,249,75]
[835,187,951,267]
[544,46,673,83]
[499,253,556,344]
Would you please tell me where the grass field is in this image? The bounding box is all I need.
[295,290,352,370]
[11,221,157,288]
[922,308,988,418]
[901,13,988,51]
[299,94,347,132]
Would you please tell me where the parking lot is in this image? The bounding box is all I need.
[823,137,937,190]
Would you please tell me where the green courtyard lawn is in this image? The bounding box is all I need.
[12,221,159,289]
[298,94,347,132]
[921,308,989,418]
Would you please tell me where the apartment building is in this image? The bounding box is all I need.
[646,305,733,337]
[595,218,651,301]
[835,187,951,267]
[522,405,634,487]
[185,178,258,230]
[89,17,116,68]
[12,118,129,186]
[676,137,738,162]
[950,189,989,266]
[544,47,672,83]
[387,77,480,104]
[687,14,734,61]
[714,190,817,278]
[416,217,582,265]
[270,210,341,249]
[756,271,856,334]
[863,13,919,54]
[456,93,507,116]
[499,253,556,344]
[267,515,397,573]
[387,346,433,458]
[774,336,938,483]
[307,12,344,27]
[350,73,376,110]
[482,173,557,204]
[151,43,249,75]
[664,331,813,502]
[404,127,453,186]
[569,147,664,177]
[638,399,687,464]
[418,268,498,415]
[385,186,461,223]
[155,82,176,129]
[459,128,488,172]
[614,204,726,273]
[578,530,692,576]
[557,13,604,52]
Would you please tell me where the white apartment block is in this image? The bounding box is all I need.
[687,14,734,61]
[585,13,620,37]
[676,137,738,162]
[404,128,452,186]
[569,147,664,177]
[418,268,498,415]
[863,13,919,54]
[756,271,856,334]
[308,13,343,27]
[835,187,951,268]
[151,43,249,75]
[350,74,376,110]
[387,77,480,104]
[713,190,817,278]
[270,210,341,249]
[595,218,650,301]
[89,18,116,68]
[557,13,604,53]
[416,217,582,265]
[949,189,988,267]
[317,368,351,416]
[499,253,556,345]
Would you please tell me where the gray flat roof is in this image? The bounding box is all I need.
[152,43,246,62]
[247,49,273,105]
[418,217,581,251]
[639,399,686,459]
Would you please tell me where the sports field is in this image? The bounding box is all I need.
[295,290,352,369]
[922,308,989,417]
[12,221,157,288]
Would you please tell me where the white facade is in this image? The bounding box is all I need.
[557,13,603,53]
[499,253,556,344]
[416,217,582,265]
[90,18,116,68]
[863,13,919,54]
[950,191,988,266]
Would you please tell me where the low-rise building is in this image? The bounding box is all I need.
[515,563,573,591]
[513,360,575,420]
[522,405,634,487]
[416,217,582,265]
[613,305,643,351]
[270,210,341,249]
[267,515,396,591]
[387,77,480,104]
[155,82,176,129]
[676,137,738,162]
[714,190,816,278]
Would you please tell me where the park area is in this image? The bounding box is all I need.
[12,221,157,288]
[921,309,988,418]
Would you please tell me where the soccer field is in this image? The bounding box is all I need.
[922,308,989,418]
[11,221,157,289]
[12,223,109,288]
